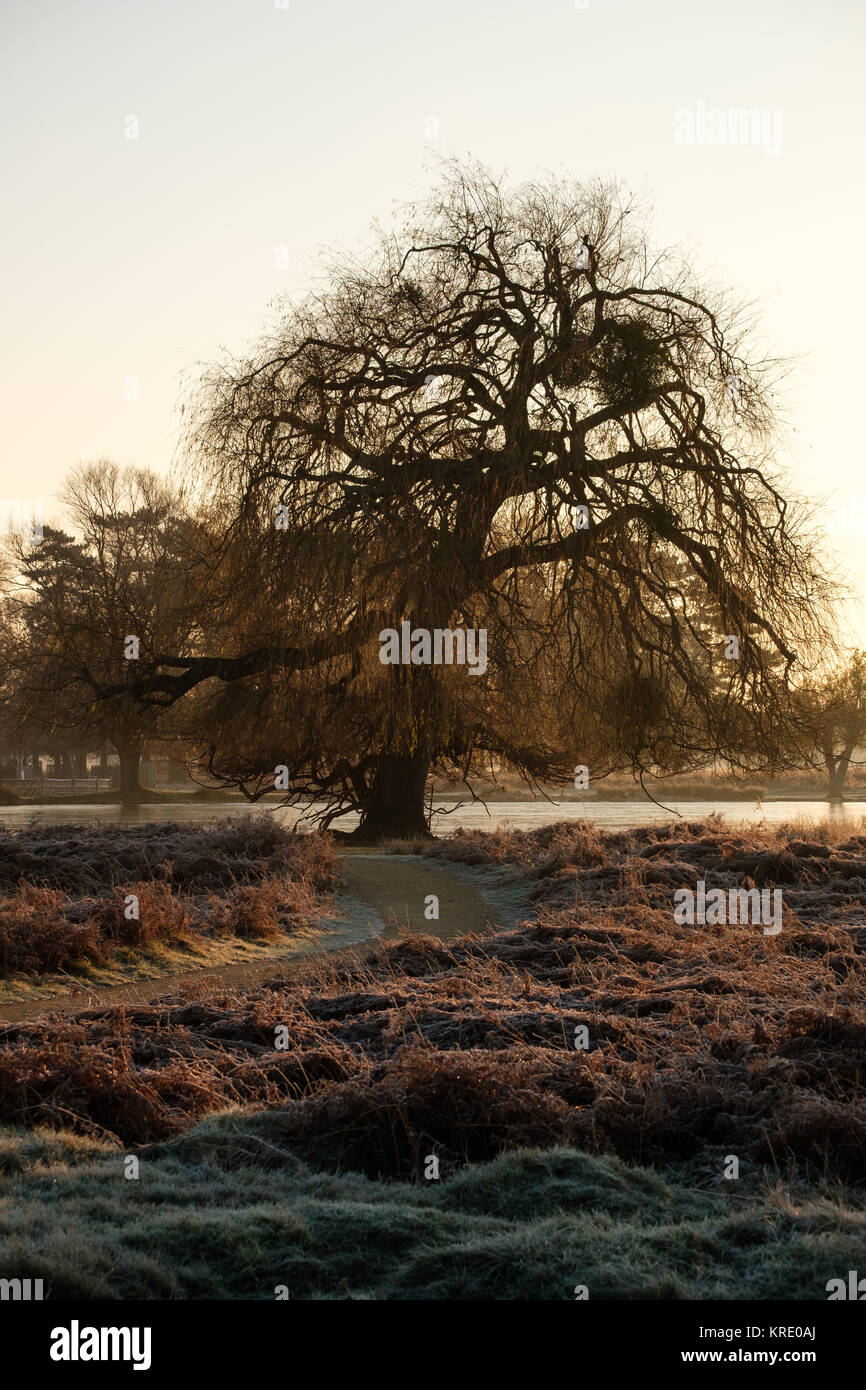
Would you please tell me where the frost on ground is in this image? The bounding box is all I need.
[1,816,864,1299]
[0,818,340,980]
[1,817,863,1180]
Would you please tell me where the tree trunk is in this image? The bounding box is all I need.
[355,753,431,841]
[116,739,143,801]
[826,751,852,801]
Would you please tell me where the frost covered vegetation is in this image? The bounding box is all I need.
[1,1130,862,1300]
[0,817,864,1298]
[0,818,338,979]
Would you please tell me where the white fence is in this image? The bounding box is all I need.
[3,777,115,798]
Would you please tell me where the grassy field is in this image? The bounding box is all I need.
[0,1127,862,1300]
[1,815,864,1298]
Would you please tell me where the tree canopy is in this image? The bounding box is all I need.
[5,462,202,795]
[97,162,832,835]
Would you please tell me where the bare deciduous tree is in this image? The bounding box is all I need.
[10,462,201,797]
[105,162,832,837]
[797,650,866,800]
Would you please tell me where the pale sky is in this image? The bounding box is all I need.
[2,0,865,634]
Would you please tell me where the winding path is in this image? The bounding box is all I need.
[0,852,501,1025]
[339,851,499,941]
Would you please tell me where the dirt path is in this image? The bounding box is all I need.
[0,853,501,1025]
[339,852,499,941]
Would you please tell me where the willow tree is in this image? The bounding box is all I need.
[115,162,830,838]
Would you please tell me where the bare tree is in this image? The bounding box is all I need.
[9,462,201,797]
[798,650,866,800]
[104,162,832,837]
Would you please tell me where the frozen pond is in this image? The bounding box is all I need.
[0,798,863,834]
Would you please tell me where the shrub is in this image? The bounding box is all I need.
[0,885,106,975]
